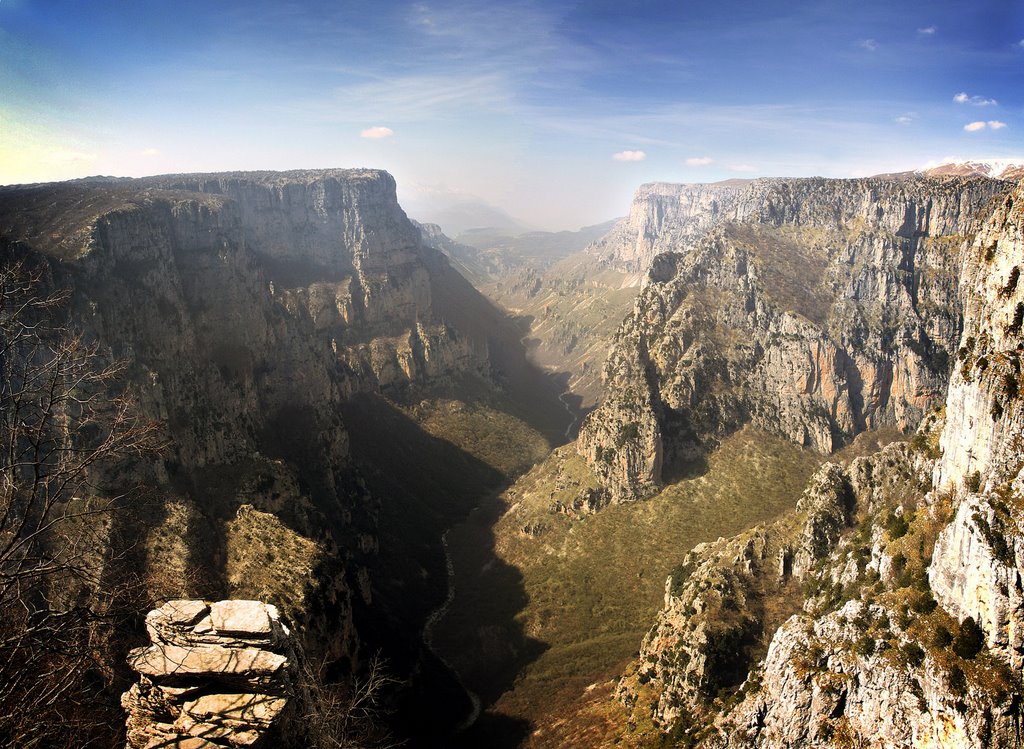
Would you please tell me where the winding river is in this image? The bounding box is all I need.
[422,387,579,738]
[422,528,482,734]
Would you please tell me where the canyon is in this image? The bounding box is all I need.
[2,166,1024,748]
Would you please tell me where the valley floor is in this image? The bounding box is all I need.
[422,427,904,747]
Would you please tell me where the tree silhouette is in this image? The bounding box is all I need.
[0,259,159,748]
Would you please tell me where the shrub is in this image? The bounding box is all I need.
[948,665,967,697]
[953,617,984,660]
[885,511,909,540]
[902,642,926,668]
[965,472,982,494]
[911,591,937,614]
[616,421,641,448]
[932,624,953,649]
[853,635,876,657]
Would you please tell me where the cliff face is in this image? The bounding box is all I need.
[578,176,1010,503]
[0,170,524,732]
[587,181,746,273]
[927,186,1024,673]
[615,181,1024,749]
[43,173,495,641]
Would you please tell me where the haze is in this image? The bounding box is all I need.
[1,0,1022,230]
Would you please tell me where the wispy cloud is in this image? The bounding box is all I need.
[686,156,714,166]
[964,120,1007,132]
[894,113,915,125]
[860,39,878,52]
[360,126,394,138]
[954,92,997,106]
[300,73,513,123]
[917,26,936,35]
[140,147,160,156]
[612,150,646,162]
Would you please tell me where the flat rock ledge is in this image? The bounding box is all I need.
[122,600,296,748]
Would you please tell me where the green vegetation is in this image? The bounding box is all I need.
[409,397,551,479]
[953,617,985,659]
[434,427,823,741]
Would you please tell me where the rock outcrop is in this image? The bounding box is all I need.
[122,600,296,749]
[579,176,1011,502]
[928,184,1024,670]
[615,181,1024,749]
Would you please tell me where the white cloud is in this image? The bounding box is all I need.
[954,92,997,106]
[612,150,646,162]
[860,39,878,52]
[917,26,936,35]
[140,148,160,157]
[685,156,713,166]
[360,126,394,139]
[894,114,915,125]
[728,163,757,173]
[963,121,1009,132]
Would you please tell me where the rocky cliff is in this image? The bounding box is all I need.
[578,176,1011,503]
[614,180,1024,748]
[587,181,746,273]
[0,169,555,744]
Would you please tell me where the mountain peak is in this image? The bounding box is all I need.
[920,158,1024,180]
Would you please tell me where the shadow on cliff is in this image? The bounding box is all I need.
[425,249,574,446]
[432,491,546,749]
[340,394,547,746]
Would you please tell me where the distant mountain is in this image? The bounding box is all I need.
[398,185,535,237]
[920,159,1024,180]
[455,219,620,256]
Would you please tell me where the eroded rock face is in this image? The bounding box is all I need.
[933,187,1024,492]
[0,169,506,663]
[720,601,1018,749]
[122,599,296,749]
[615,182,1024,749]
[928,184,1024,671]
[579,176,1010,503]
[587,181,746,272]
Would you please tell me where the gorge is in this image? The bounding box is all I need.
[2,166,1024,749]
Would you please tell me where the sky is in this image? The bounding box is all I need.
[1,0,1022,230]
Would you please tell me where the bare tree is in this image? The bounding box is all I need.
[0,259,159,748]
[297,653,402,749]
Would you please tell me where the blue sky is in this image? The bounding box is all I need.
[1,0,1022,229]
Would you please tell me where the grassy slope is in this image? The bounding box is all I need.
[433,427,827,748]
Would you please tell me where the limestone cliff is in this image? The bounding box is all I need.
[927,185,1024,673]
[614,181,1024,749]
[579,176,1010,503]
[587,181,747,273]
[0,170,532,742]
